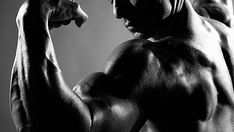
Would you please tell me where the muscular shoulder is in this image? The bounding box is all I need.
[105,39,155,77]
[205,17,234,44]
[104,39,159,97]
[193,1,233,27]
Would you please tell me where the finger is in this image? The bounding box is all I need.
[49,21,63,28]
[49,1,74,22]
[62,19,72,25]
[49,18,72,29]
[49,0,88,28]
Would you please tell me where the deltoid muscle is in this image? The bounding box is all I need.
[191,0,234,27]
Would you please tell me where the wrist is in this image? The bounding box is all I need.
[17,2,53,33]
[17,1,54,23]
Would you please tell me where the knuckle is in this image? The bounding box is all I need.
[62,19,72,25]
[49,21,62,28]
[65,8,73,18]
[71,2,78,10]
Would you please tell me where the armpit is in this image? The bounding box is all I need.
[73,72,103,101]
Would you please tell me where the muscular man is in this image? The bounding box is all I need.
[10,0,234,131]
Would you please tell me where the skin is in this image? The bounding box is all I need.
[191,0,234,27]
[10,0,234,132]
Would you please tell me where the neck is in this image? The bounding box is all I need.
[149,0,201,42]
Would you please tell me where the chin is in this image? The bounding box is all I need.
[132,32,149,39]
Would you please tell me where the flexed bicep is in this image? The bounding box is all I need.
[73,72,147,132]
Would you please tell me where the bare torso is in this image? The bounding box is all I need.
[10,0,234,132]
[74,16,234,132]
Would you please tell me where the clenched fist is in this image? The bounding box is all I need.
[17,0,88,29]
[48,0,88,28]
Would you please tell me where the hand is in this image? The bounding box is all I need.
[21,0,88,29]
[48,0,88,29]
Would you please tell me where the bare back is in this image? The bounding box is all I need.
[137,17,234,131]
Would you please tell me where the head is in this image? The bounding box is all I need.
[110,0,186,39]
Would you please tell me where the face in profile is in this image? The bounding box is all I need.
[110,0,176,39]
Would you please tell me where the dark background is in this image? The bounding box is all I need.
[1,0,234,132]
[0,0,131,131]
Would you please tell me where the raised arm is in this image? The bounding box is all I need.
[10,0,148,132]
[10,0,91,131]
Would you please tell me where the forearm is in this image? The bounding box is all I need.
[14,2,58,100]
[13,0,60,121]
